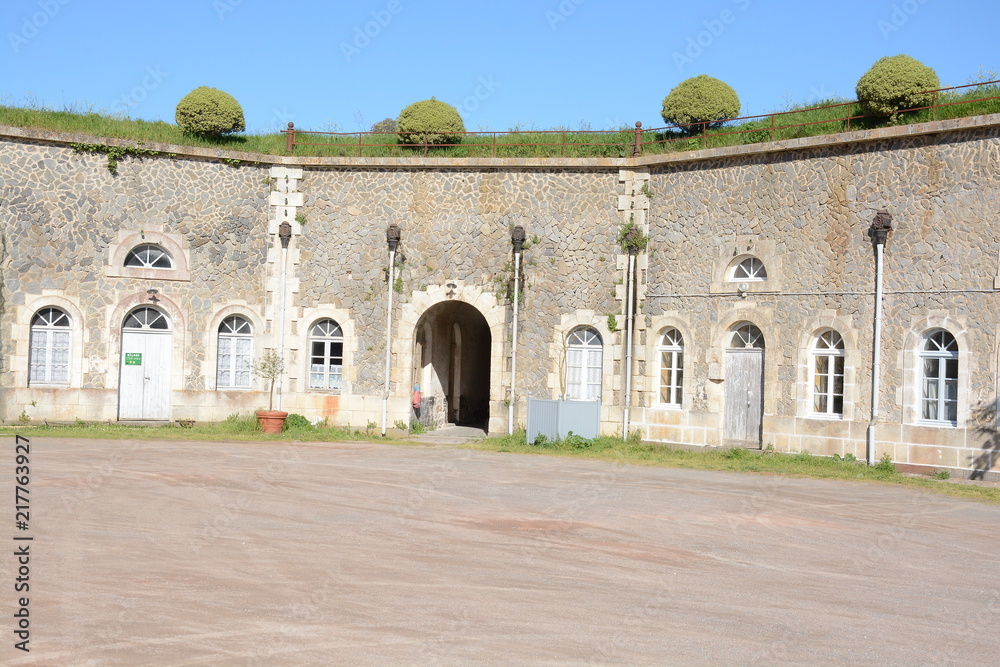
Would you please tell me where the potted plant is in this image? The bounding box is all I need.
[252,348,288,434]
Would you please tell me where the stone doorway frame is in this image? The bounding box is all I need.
[396,283,507,435]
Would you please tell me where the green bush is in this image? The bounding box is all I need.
[175,86,246,137]
[371,117,397,134]
[856,55,940,116]
[283,413,312,430]
[397,97,465,146]
[660,74,741,131]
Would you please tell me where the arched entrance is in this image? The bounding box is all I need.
[413,301,491,430]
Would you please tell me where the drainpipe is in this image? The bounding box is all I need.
[509,225,525,435]
[622,245,637,439]
[382,224,401,437]
[276,221,291,411]
[867,210,892,465]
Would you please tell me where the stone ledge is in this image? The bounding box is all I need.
[2,112,998,170]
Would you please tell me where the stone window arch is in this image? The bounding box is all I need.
[729,256,767,282]
[124,244,174,269]
[29,307,71,385]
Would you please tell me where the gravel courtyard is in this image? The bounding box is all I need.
[3,436,999,665]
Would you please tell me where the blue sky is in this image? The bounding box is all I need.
[2,0,997,134]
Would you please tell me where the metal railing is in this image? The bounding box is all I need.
[280,80,1000,158]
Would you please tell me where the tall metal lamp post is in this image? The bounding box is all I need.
[382,223,401,436]
[509,225,526,435]
[867,210,892,465]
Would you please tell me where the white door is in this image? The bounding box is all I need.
[724,349,764,446]
[119,308,172,420]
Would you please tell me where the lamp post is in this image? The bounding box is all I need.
[382,223,401,436]
[867,209,892,465]
[509,225,526,435]
[276,220,291,411]
[622,228,638,440]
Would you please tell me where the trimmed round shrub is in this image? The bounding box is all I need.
[397,97,465,146]
[175,86,246,137]
[660,75,741,131]
[856,55,940,116]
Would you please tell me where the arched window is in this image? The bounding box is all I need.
[217,316,253,389]
[124,244,174,269]
[729,323,764,349]
[812,330,845,416]
[309,319,343,390]
[29,307,71,384]
[920,329,958,424]
[566,327,603,401]
[658,328,684,406]
[731,257,767,281]
[123,307,170,330]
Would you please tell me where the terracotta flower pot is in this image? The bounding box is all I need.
[256,410,289,434]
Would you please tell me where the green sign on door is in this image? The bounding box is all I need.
[124,352,143,366]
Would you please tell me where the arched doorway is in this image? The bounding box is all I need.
[413,301,491,430]
[724,322,764,447]
[119,306,172,420]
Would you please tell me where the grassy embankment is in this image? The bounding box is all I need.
[0,82,997,159]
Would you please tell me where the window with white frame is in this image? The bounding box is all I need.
[124,244,174,269]
[217,316,253,389]
[812,329,845,416]
[29,307,71,385]
[123,307,170,330]
[309,319,343,390]
[731,257,767,281]
[920,329,958,424]
[565,327,603,401]
[729,323,765,349]
[658,328,684,406]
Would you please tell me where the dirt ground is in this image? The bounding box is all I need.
[2,436,999,665]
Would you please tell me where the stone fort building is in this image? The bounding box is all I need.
[1,115,998,476]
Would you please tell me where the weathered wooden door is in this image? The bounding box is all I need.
[119,308,172,420]
[724,349,764,446]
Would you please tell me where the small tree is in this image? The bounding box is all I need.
[661,75,741,132]
[252,349,285,411]
[397,97,465,146]
[175,86,246,137]
[371,117,398,134]
[856,54,940,117]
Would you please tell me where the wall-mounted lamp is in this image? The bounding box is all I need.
[278,220,292,249]
[386,223,401,252]
[147,287,159,302]
[512,224,526,253]
[736,281,749,298]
